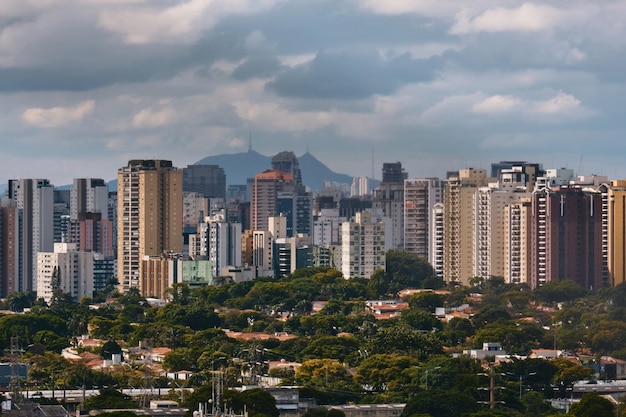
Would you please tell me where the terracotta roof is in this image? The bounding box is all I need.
[255,169,294,181]
[225,331,297,341]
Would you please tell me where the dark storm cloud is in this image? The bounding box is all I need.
[266,50,441,99]
[214,0,452,55]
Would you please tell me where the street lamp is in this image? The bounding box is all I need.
[425,366,441,390]
[518,373,537,399]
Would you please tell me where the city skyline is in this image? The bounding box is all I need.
[3,1,626,185]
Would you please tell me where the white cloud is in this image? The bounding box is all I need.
[22,100,95,128]
[98,0,282,44]
[228,137,246,148]
[419,91,593,125]
[451,3,562,34]
[98,0,213,44]
[534,92,581,114]
[132,106,178,128]
[472,95,523,113]
[355,0,494,18]
[418,93,483,126]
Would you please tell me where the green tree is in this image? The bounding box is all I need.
[552,358,593,386]
[223,388,280,417]
[166,283,191,305]
[534,281,586,304]
[4,291,37,312]
[471,306,511,329]
[355,354,418,393]
[296,359,360,393]
[365,325,442,359]
[521,391,555,417]
[569,393,615,417]
[100,339,123,359]
[443,317,475,346]
[400,388,478,417]
[299,336,359,362]
[473,320,543,355]
[162,348,199,372]
[406,292,444,312]
[400,308,442,332]
[83,388,137,410]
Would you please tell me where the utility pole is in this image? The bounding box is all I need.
[478,366,503,409]
[10,336,20,405]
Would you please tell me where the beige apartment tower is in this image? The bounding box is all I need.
[473,185,529,280]
[608,180,626,286]
[443,168,491,284]
[503,198,532,284]
[117,160,182,294]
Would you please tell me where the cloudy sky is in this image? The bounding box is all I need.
[2,0,626,185]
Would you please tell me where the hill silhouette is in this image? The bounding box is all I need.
[195,149,354,191]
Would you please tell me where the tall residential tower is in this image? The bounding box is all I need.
[117,160,182,293]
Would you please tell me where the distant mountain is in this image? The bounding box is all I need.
[195,149,355,191]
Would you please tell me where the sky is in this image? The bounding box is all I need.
[3,0,626,186]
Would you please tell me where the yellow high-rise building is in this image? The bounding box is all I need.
[117,160,182,294]
[443,168,492,284]
[608,180,626,286]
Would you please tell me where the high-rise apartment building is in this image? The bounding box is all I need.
[36,242,94,304]
[341,211,391,279]
[313,209,345,246]
[274,235,313,278]
[191,210,242,277]
[443,169,491,284]
[373,163,408,250]
[141,255,214,299]
[530,186,603,289]
[0,200,19,297]
[491,161,544,192]
[183,191,210,227]
[7,179,55,292]
[252,170,294,232]
[182,164,226,199]
[271,151,312,236]
[473,184,529,280]
[117,160,182,293]
[70,178,109,220]
[430,203,445,277]
[607,180,626,286]
[69,212,114,257]
[503,198,532,284]
[403,178,445,258]
[351,177,370,197]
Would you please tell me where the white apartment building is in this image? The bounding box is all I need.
[473,183,529,279]
[403,178,445,258]
[192,210,242,277]
[8,179,55,292]
[313,209,345,246]
[341,211,391,279]
[430,203,445,277]
[503,198,532,284]
[182,191,209,227]
[534,168,575,190]
[37,242,94,304]
[253,230,274,276]
[70,178,109,220]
